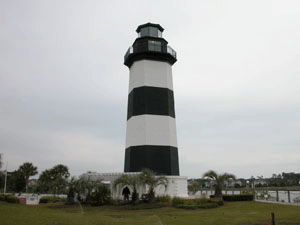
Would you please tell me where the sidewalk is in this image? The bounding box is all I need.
[255,199,300,206]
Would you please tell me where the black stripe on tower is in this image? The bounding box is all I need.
[127,86,175,120]
[124,145,180,175]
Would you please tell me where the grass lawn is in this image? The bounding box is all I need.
[0,201,300,225]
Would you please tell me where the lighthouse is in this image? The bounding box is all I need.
[124,23,179,176]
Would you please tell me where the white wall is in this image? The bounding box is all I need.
[129,60,173,92]
[126,115,177,148]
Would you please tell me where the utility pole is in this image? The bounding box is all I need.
[4,161,8,194]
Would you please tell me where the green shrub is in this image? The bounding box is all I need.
[141,193,150,203]
[177,204,197,209]
[111,199,130,206]
[176,203,218,210]
[199,203,218,209]
[171,196,223,209]
[6,195,20,204]
[194,196,209,204]
[156,195,171,203]
[208,198,224,206]
[172,197,185,207]
[0,194,20,204]
[127,203,165,210]
[0,194,6,201]
[222,194,254,201]
[39,196,66,204]
[88,186,111,206]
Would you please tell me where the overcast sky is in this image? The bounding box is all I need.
[1,0,299,179]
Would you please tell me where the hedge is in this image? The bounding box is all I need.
[222,194,254,201]
[171,197,185,207]
[171,196,223,209]
[177,203,218,210]
[194,197,224,206]
[0,194,20,204]
[156,195,171,203]
[0,194,6,201]
[126,203,165,210]
[39,196,66,204]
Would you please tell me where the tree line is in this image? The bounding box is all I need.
[0,161,169,205]
[0,162,70,194]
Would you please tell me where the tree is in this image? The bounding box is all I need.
[77,176,103,203]
[50,164,70,194]
[88,185,111,206]
[188,181,204,195]
[5,170,26,193]
[139,168,168,203]
[38,164,70,194]
[0,154,2,169]
[18,162,38,193]
[66,176,78,204]
[203,170,236,198]
[38,169,53,193]
[50,164,70,180]
[113,173,142,204]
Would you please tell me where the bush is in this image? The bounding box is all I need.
[6,195,20,203]
[222,194,254,201]
[177,204,197,209]
[0,194,6,201]
[126,203,165,210]
[39,196,65,204]
[199,203,218,209]
[88,186,111,206]
[156,195,171,203]
[177,203,218,210]
[0,194,20,204]
[171,196,223,209]
[194,196,209,204]
[208,198,224,206]
[141,193,150,203]
[172,197,185,207]
[111,199,130,206]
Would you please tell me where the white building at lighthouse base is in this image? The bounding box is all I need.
[79,172,188,199]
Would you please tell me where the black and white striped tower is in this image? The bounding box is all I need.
[124,23,179,175]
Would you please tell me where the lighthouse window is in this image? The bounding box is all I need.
[148,40,161,52]
[140,27,149,37]
[139,27,162,38]
[149,27,159,37]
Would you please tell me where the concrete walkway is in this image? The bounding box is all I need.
[255,199,300,206]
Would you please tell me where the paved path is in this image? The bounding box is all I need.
[255,199,300,206]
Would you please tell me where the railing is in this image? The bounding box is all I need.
[124,46,133,62]
[124,41,177,62]
[167,46,177,58]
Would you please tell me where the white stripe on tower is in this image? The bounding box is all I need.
[128,60,174,93]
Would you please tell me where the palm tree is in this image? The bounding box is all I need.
[38,169,54,193]
[18,162,38,193]
[38,165,70,194]
[78,176,103,203]
[50,164,70,180]
[139,168,168,203]
[203,170,236,198]
[113,173,141,204]
[188,179,206,195]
